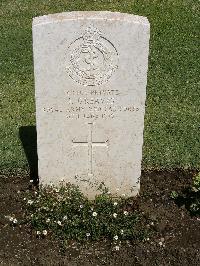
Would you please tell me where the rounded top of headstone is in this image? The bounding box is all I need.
[32,11,149,27]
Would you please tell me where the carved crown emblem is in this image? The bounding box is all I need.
[66,25,118,86]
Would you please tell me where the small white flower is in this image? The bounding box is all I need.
[43,230,47,236]
[159,241,163,246]
[30,180,33,183]
[36,231,41,235]
[113,213,117,218]
[46,218,50,223]
[92,212,97,217]
[9,217,14,222]
[23,198,26,201]
[115,245,120,251]
[13,218,17,224]
[113,202,118,206]
[63,216,67,220]
[123,211,128,216]
[57,221,62,226]
[120,229,124,235]
[86,232,91,237]
[113,235,118,241]
[107,191,111,195]
[55,188,59,193]
[34,191,38,195]
[80,205,83,209]
[27,200,34,205]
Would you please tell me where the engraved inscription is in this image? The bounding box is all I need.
[72,122,109,176]
[66,25,118,86]
[43,89,140,120]
[43,104,139,120]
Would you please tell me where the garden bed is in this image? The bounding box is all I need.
[0,170,199,265]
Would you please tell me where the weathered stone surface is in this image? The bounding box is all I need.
[33,11,150,198]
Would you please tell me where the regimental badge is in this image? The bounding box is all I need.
[66,25,119,86]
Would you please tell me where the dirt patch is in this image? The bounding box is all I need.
[0,170,200,265]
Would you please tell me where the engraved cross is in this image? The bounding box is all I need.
[72,122,109,176]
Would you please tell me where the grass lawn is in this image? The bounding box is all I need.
[0,0,199,173]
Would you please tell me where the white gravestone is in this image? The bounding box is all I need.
[33,11,150,198]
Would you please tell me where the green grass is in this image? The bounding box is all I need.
[0,0,199,173]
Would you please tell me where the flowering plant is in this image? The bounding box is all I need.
[24,183,149,244]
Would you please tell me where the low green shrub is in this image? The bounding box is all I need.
[190,173,200,214]
[170,173,200,216]
[24,183,149,244]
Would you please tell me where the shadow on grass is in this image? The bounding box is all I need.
[19,126,38,184]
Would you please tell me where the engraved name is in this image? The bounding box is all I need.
[43,87,139,120]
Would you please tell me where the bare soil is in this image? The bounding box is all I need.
[0,170,200,266]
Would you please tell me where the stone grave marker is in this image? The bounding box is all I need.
[33,11,150,198]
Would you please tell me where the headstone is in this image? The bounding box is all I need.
[33,11,150,198]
